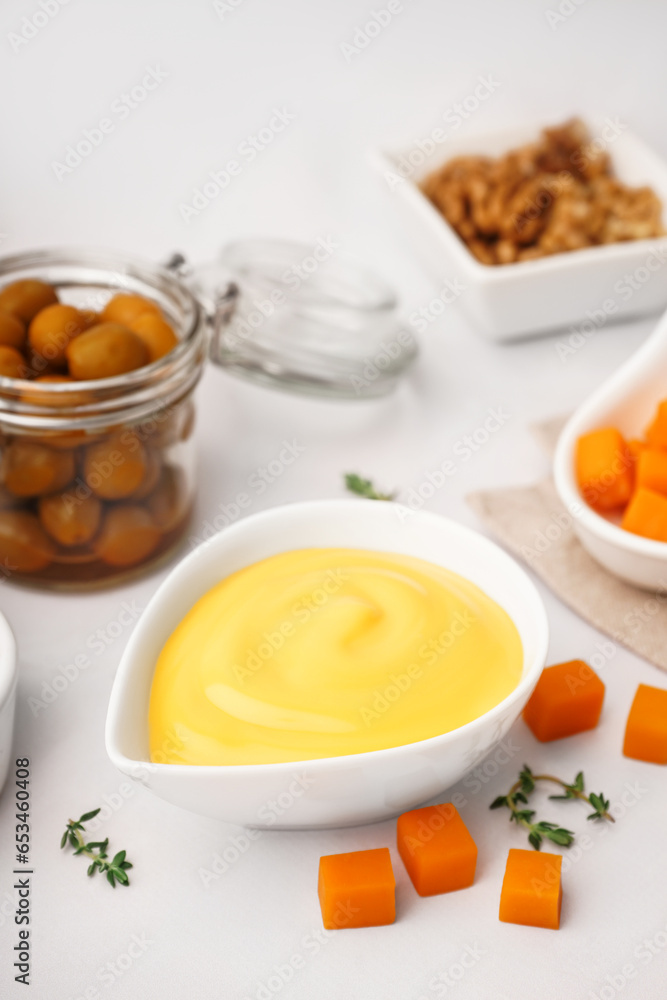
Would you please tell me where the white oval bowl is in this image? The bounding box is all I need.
[554,308,667,591]
[105,500,548,829]
[0,609,17,795]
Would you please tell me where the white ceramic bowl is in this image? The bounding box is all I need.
[372,122,667,340]
[555,308,667,590]
[105,500,548,828]
[0,610,17,795]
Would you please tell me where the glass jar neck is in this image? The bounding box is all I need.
[0,248,208,432]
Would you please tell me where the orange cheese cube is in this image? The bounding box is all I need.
[523,660,605,742]
[645,399,667,450]
[575,428,633,512]
[623,683,667,764]
[621,487,667,542]
[397,803,477,896]
[499,849,562,930]
[627,438,646,464]
[318,848,395,929]
[635,449,667,496]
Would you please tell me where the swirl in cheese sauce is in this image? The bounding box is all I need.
[149,548,523,765]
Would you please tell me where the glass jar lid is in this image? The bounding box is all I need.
[191,239,418,399]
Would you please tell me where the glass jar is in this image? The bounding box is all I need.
[0,242,416,590]
[0,248,206,589]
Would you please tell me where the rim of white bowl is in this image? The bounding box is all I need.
[554,308,667,564]
[106,500,549,775]
[0,610,17,709]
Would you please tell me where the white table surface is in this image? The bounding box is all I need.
[1,1,667,997]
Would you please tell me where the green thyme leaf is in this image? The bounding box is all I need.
[543,827,575,847]
[518,766,535,795]
[344,473,395,502]
[79,809,101,823]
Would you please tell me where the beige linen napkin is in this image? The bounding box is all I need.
[467,417,667,673]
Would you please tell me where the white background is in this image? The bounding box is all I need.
[1,0,667,997]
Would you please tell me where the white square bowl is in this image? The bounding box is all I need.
[372,122,667,340]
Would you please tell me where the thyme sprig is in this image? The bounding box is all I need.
[490,765,614,850]
[60,808,133,888]
[344,473,396,501]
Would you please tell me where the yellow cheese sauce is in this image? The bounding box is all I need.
[148,548,523,765]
